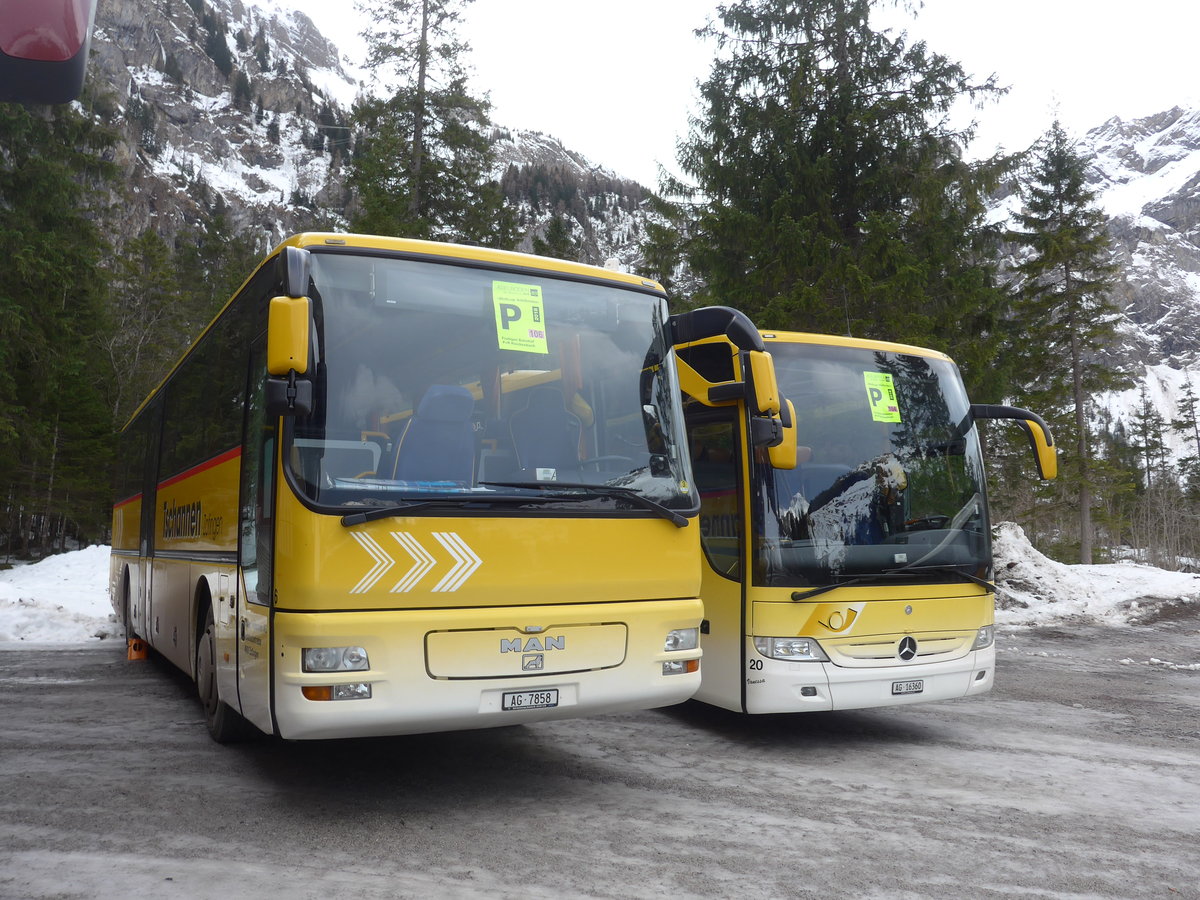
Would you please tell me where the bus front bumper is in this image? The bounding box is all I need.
[269,600,703,739]
[743,644,995,714]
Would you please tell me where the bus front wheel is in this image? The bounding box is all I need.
[196,605,253,743]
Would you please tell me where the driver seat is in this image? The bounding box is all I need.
[509,386,582,476]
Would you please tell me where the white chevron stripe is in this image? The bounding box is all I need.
[348,533,394,594]
[390,532,437,593]
[431,531,482,592]
[443,533,482,591]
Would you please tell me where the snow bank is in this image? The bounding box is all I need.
[0,546,120,643]
[994,522,1200,627]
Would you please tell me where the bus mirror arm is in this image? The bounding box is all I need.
[265,371,313,417]
[667,306,766,352]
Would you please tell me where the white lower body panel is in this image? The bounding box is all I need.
[744,640,994,714]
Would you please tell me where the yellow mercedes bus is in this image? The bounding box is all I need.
[677,330,1056,714]
[109,233,785,741]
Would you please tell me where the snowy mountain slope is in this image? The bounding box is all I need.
[1087,108,1200,371]
[87,0,660,267]
[90,0,357,246]
[990,108,1200,461]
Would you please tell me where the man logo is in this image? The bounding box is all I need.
[501,635,565,653]
[897,636,918,661]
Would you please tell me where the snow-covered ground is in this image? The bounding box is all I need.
[0,545,119,643]
[1,525,1198,643]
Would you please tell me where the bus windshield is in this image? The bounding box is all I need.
[754,342,990,587]
[288,250,696,515]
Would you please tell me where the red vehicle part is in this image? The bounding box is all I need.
[0,0,97,104]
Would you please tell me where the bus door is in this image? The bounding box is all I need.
[687,411,747,711]
[136,399,163,640]
[675,330,796,712]
[236,345,276,733]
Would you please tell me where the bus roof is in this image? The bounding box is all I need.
[277,233,664,293]
[760,330,954,364]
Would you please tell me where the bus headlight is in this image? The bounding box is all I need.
[973,625,995,650]
[753,636,829,662]
[302,646,370,672]
[664,627,699,652]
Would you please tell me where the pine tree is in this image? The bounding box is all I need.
[104,229,184,425]
[1007,120,1124,563]
[1171,375,1200,500]
[0,97,118,554]
[671,0,1012,397]
[173,196,262,337]
[1129,384,1170,489]
[350,0,514,246]
[532,214,579,261]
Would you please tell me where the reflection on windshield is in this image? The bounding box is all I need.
[286,251,697,516]
[756,344,990,587]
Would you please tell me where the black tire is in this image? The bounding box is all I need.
[121,572,135,640]
[196,605,255,743]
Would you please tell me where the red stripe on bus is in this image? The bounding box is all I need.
[157,446,242,491]
[113,493,143,510]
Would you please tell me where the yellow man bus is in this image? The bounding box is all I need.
[110,233,785,741]
[677,330,1056,714]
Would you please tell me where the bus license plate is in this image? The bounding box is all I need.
[502,689,559,711]
[892,679,924,696]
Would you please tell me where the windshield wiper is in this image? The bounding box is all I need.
[790,572,916,601]
[479,481,690,528]
[883,564,993,589]
[790,565,991,601]
[340,493,581,526]
[341,499,455,526]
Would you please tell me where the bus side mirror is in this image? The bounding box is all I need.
[970,404,1057,481]
[266,295,313,416]
[1016,418,1057,481]
[768,399,798,470]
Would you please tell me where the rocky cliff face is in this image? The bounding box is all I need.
[91,0,356,250]
[1086,108,1200,371]
[1068,109,1200,457]
[88,0,659,269]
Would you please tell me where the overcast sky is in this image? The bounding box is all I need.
[287,0,1200,187]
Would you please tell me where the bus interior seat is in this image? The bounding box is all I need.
[509,386,582,475]
[388,384,476,483]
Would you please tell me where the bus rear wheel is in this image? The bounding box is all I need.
[121,572,134,640]
[196,605,254,743]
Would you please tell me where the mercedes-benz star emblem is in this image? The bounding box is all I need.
[897,636,918,661]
